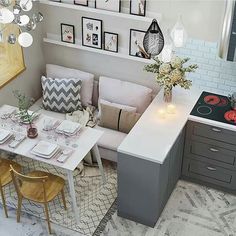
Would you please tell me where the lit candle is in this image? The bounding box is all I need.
[158,109,166,119]
[167,104,176,114]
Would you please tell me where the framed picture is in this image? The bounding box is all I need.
[104,32,118,53]
[129,29,149,58]
[82,17,102,49]
[61,23,75,44]
[130,0,146,16]
[74,0,88,6]
[95,0,121,12]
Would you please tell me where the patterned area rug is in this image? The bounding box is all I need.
[98,180,236,236]
[0,151,117,236]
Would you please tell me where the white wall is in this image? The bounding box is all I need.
[38,0,226,94]
[0,1,227,103]
[0,4,45,106]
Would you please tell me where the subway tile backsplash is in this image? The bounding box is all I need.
[176,39,236,95]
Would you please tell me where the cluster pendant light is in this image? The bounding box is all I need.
[0,0,43,47]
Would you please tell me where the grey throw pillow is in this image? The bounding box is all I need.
[41,76,82,113]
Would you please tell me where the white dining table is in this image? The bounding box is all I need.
[0,105,106,224]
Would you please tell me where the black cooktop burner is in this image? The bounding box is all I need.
[190,91,235,126]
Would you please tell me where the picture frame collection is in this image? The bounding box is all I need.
[52,0,147,16]
[61,20,149,59]
[59,0,150,58]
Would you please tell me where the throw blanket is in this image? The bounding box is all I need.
[66,105,97,128]
[66,105,98,172]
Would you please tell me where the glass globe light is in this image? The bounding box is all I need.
[25,19,36,31]
[20,0,33,11]
[18,15,30,26]
[0,8,15,24]
[13,4,22,15]
[18,32,33,47]
[8,34,17,44]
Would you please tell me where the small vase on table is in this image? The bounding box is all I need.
[164,86,172,103]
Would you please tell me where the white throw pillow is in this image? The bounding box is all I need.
[46,64,94,107]
[99,76,152,113]
[98,99,137,118]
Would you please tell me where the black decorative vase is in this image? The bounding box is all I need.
[143,19,164,58]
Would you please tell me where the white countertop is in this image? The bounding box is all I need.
[118,87,236,164]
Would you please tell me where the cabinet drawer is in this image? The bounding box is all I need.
[182,158,236,189]
[188,121,236,145]
[189,141,236,166]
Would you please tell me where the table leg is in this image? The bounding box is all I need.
[92,144,106,184]
[67,170,80,224]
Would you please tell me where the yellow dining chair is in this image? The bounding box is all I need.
[10,166,67,234]
[0,158,21,218]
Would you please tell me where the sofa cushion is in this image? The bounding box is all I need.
[30,98,66,120]
[99,76,152,113]
[94,125,127,151]
[119,110,141,133]
[46,64,94,107]
[41,76,82,113]
[99,103,141,134]
[98,99,137,118]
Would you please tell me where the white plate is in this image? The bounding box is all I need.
[56,120,81,134]
[0,129,11,142]
[32,141,58,156]
[31,147,60,159]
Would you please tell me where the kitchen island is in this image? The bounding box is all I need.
[117,87,236,227]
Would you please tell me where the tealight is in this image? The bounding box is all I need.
[167,104,176,114]
[158,109,166,119]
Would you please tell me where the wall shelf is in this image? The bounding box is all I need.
[39,0,162,23]
[43,34,153,64]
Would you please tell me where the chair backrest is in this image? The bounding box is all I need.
[10,165,48,201]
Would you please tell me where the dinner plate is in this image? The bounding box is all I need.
[31,147,60,159]
[32,141,58,156]
[56,120,81,135]
[0,129,11,142]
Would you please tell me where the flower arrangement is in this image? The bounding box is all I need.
[144,56,198,102]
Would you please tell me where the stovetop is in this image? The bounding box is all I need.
[190,91,236,126]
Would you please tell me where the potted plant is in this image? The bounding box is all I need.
[144,56,198,102]
[13,90,38,138]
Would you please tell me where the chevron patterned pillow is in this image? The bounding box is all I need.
[41,76,82,113]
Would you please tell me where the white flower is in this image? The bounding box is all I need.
[171,56,182,69]
[170,69,182,83]
[159,63,171,75]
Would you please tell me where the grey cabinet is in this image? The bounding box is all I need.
[117,129,185,227]
[182,121,236,192]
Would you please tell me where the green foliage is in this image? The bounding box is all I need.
[13,90,35,125]
[144,56,198,90]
